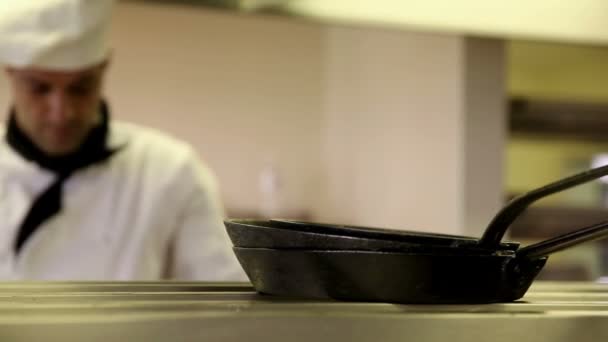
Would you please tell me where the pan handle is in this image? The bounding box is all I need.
[516,221,608,259]
[479,164,608,248]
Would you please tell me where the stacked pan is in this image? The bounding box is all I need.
[224,165,608,304]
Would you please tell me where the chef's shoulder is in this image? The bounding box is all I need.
[110,121,216,189]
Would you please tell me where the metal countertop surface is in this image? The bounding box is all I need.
[0,281,606,341]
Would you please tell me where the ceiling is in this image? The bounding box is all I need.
[128,0,608,45]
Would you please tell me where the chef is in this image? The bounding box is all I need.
[0,0,246,280]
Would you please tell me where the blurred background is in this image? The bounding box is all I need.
[3,0,608,281]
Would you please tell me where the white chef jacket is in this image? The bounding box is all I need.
[0,121,246,281]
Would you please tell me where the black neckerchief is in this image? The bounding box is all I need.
[6,101,118,254]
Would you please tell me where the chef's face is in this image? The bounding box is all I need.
[4,61,108,156]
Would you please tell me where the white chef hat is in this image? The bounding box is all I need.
[0,0,115,71]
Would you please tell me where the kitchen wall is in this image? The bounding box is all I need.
[107,3,328,218]
[508,41,608,103]
[507,137,608,206]
[506,41,608,207]
[0,2,327,218]
[318,27,465,232]
[0,1,506,235]
[317,29,505,235]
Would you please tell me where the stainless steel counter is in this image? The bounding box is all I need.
[0,281,606,341]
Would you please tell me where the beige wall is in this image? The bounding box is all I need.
[104,3,327,217]
[462,38,506,236]
[0,2,507,235]
[319,29,505,235]
[319,26,465,233]
[0,2,327,218]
